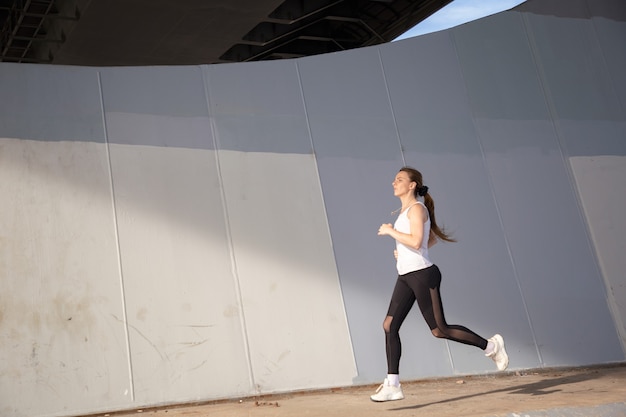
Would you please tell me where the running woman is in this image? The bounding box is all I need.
[371,167,508,402]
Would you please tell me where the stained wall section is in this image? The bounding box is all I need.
[0,65,133,416]
[99,66,253,405]
[1,1,625,416]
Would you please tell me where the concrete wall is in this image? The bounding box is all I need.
[1,0,625,415]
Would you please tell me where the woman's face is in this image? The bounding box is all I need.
[392,171,414,197]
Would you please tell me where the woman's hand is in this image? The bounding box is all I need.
[378,223,394,236]
[393,249,398,260]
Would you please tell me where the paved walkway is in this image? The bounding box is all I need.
[92,365,626,417]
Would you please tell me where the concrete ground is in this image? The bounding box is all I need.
[92,364,626,417]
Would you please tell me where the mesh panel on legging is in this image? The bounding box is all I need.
[384,265,488,374]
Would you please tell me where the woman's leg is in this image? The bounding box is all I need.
[371,277,413,402]
[410,265,488,350]
[384,276,416,374]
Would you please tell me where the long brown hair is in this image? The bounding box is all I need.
[399,166,456,244]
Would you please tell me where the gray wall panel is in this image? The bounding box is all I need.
[207,59,357,392]
[206,61,312,154]
[218,150,357,392]
[0,64,104,142]
[100,67,251,404]
[298,47,406,382]
[107,144,251,404]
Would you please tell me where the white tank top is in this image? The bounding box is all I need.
[394,200,432,275]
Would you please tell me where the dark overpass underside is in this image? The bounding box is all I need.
[0,0,450,66]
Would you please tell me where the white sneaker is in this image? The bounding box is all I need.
[370,378,404,402]
[486,334,509,371]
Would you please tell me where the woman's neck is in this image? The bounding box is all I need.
[391,195,419,216]
[399,196,418,210]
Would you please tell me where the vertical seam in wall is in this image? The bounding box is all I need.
[524,5,610,334]
[201,65,256,391]
[295,60,358,374]
[97,71,136,400]
[450,23,543,367]
[522,10,588,364]
[378,48,406,166]
[501,15,542,364]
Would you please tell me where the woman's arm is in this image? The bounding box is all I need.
[378,204,427,249]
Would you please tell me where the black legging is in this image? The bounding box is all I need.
[384,264,488,374]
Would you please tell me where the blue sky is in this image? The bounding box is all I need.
[394,0,527,40]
